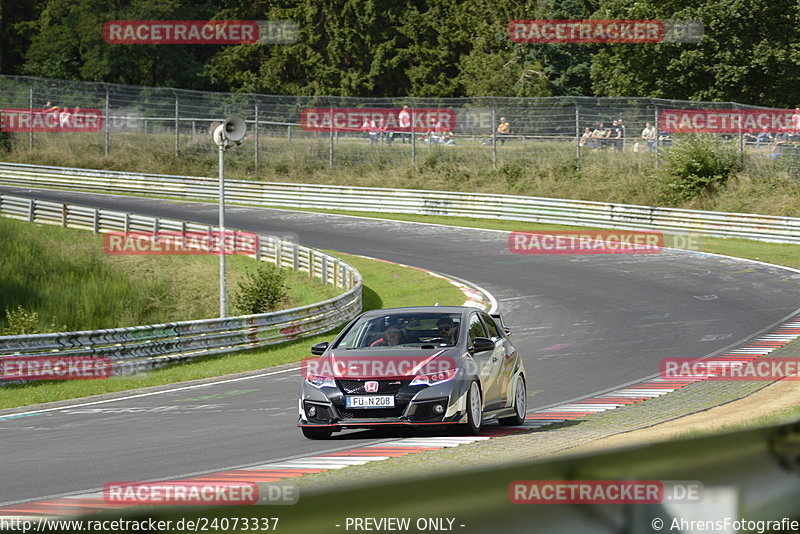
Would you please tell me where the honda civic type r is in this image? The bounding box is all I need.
[298,306,527,439]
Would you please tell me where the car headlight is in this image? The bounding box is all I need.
[410,368,457,386]
[306,374,336,389]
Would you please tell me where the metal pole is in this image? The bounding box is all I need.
[28,80,33,150]
[491,106,497,169]
[654,106,659,169]
[575,103,581,170]
[174,93,179,156]
[329,107,334,168]
[287,125,292,143]
[411,106,416,164]
[104,85,110,156]
[218,143,227,318]
[254,104,260,171]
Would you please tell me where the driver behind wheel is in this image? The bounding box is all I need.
[435,317,458,344]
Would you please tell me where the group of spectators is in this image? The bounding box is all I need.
[579,119,627,151]
[43,100,84,129]
[742,127,795,159]
[360,106,456,146]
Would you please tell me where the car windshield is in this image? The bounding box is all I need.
[334,312,461,349]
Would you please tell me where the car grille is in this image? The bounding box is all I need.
[338,379,409,395]
[340,407,406,419]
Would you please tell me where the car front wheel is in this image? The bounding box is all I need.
[463,380,482,435]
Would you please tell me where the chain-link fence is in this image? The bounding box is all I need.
[1,75,798,176]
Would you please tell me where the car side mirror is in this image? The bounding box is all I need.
[311,341,329,355]
[470,337,495,353]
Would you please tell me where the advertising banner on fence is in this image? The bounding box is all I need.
[0,109,104,133]
[299,108,457,133]
[659,109,800,133]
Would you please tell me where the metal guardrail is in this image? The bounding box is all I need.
[1,161,799,244]
[0,194,362,375]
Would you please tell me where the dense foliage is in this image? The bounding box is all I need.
[1,0,798,105]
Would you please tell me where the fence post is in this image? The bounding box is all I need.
[28,80,33,150]
[411,105,417,164]
[104,85,110,156]
[93,208,99,234]
[174,93,179,156]
[254,103,260,171]
[491,105,497,169]
[321,255,328,284]
[28,199,35,222]
[287,125,292,143]
[329,106,334,168]
[575,103,581,170]
[61,203,68,227]
[654,105,660,169]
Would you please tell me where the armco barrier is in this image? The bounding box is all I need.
[0,161,799,244]
[0,194,362,375]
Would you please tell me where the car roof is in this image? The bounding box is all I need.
[359,306,481,317]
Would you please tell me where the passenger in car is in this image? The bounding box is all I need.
[370,324,405,347]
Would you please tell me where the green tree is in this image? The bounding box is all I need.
[590,0,800,107]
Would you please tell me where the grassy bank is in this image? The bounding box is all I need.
[0,252,466,409]
[3,131,799,217]
[0,216,340,333]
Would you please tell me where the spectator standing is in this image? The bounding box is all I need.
[496,117,510,145]
[592,122,606,149]
[59,107,72,129]
[755,127,772,149]
[770,131,788,159]
[641,121,657,152]
[617,118,626,150]
[397,105,412,143]
[610,120,622,152]
[361,117,378,146]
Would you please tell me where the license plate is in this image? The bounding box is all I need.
[345,395,395,408]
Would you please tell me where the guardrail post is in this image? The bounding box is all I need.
[28,199,35,222]
[61,204,67,227]
[308,249,314,277]
[321,255,328,283]
[104,85,110,156]
[276,239,283,267]
[124,213,130,233]
[153,217,159,234]
[292,244,298,270]
[254,236,262,262]
[93,208,99,234]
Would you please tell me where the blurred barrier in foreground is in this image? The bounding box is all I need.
[79,419,800,533]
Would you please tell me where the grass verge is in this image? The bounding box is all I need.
[0,216,341,333]
[0,252,466,409]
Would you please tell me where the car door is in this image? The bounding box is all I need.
[466,312,502,410]
[480,312,515,408]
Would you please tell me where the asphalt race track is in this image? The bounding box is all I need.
[2,185,799,505]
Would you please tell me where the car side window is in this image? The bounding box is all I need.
[480,313,501,339]
[468,313,488,343]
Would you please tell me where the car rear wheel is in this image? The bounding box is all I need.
[499,375,526,426]
[463,380,482,435]
[301,426,333,440]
